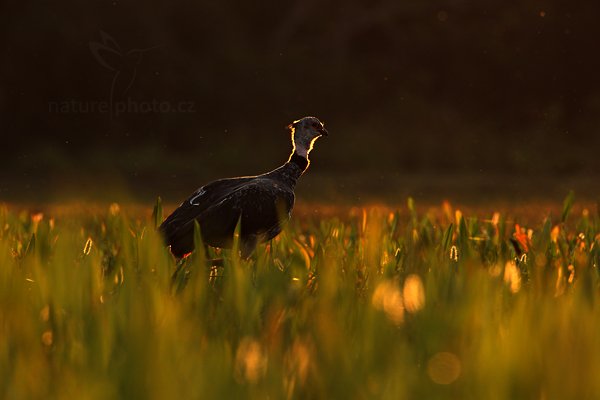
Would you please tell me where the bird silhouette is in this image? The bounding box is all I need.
[160,116,328,258]
[89,31,159,113]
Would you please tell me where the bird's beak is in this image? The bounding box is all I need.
[319,127,328,137]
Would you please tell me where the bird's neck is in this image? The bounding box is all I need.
[264,138,312,187]
[292,135,316,159]
[264,149,308,188]
[288,132,312,169]
[288,150,309,172]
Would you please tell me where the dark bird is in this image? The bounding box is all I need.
[159,116,328,258]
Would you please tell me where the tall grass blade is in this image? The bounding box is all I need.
[152,196,163,228]
[441,223,454,252]
[561,190,575,223]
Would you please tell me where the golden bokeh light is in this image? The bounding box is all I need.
[504,260,521,293]
[427,352,462,385]
[234,338,268,384]
[372,280,404,325]
[403,274,425,313]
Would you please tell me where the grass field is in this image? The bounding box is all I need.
[1,194,599,399]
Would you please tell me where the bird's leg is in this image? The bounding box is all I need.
[205,244,224,267]
[208,258,224,267]
[171,245,222,284]
[171,257,190,289]
[171,254,225,292]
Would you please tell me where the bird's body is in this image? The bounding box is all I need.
[159,117,327,258]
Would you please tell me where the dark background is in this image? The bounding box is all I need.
[1,0,599,204]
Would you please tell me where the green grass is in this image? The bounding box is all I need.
[1,196,599,399]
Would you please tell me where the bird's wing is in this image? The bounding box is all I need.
[159,177,254,243]
[234,178,295,237]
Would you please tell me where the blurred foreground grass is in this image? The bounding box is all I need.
[1,196,599,399]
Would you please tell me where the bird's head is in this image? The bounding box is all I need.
[288,116,328,158]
